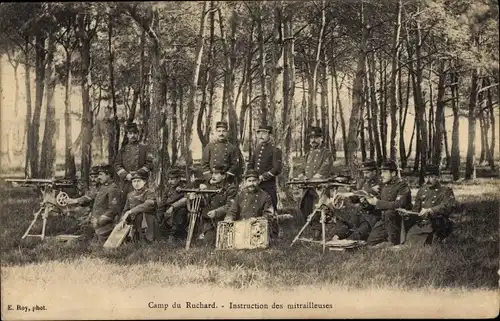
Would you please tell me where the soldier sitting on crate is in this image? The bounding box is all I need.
[403,164,457,246]
[224,170,274,233]
[197,165,238,247]
[120,171,158,243]
[157,168,189,242]
[89,164,122,243]
[328,159,381,241]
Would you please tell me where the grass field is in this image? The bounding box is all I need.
[1,171,499,319]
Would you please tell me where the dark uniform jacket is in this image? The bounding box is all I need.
[302,146,334,179]
[123,188,157,217]
[76,184,100,205]
[248,142,282,185]
[375,177,412,213]
[115,142,154,179]
[201,140,241,177]
[226,188,274,221]
[157,184,186,215]
[349,176,381,227]
[91,182,121,237]
[203,181,238,220]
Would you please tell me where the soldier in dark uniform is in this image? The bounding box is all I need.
[66,165,101,209]
[330,159,381,241]
[365,160,412,246]
[197,165,238,247]
[114,122,154,208]
[201,121,242,184]
[298,126,334,221]
[404,164,457,246]
[225,169,274,225]
[89,165,122,243]
[157,168,189,242]
[120,171,157,243]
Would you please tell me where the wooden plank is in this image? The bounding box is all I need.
[103,224,132,249]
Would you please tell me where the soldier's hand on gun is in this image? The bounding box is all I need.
[224,216,233,222]
[207,210,216,219]
[199,184,207,190]
[297,173,306,180]
[90,217,98,228]
[165,207,174,217]
[126,173,133,181]
[366,196,378,206]
[372,185,380,193]
[419,208,432,217]
[312,173,323,179]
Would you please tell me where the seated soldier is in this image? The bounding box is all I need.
[224,169,274,228]
[404,164,457,246]
[89,165,122,243]
[198,165,238,247]
[157,168,189,242]
[120,171,158,243]
[66,165,101,221]
[364,160,412,246]
[329,159,381,241]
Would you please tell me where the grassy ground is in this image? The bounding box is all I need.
[0,177,498,290]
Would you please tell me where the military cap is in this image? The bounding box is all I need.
[131,171,148,180]
[309,126,323,137]
[90,165,100,175]
[98,164,114,175]
[244,169,259,179]
[360,159,377,171]
[425,164,441,176]
[166,168,184,178]
[256,125,273,134]
[215,121,228,130]
[125,121,139,133]
[212,164,227,173]
[380,160,398,172]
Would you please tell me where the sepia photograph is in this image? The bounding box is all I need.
[0,0,498,319]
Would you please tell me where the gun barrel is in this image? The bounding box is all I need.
[176,188,220,194]
[5,178,74,187]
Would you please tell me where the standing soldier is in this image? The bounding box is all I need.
[365,160,412,246]
[157,168,189,242]
[201,121,242,184]
[247,124,282,238]
[89,165,122,243]
[404,164,457,246]
[119,171,157,243]
[114,121,153,208]
[297,126,335,221]
[330,159,381,241]
[224,169,274,230]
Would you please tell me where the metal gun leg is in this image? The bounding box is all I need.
[41,216,47,241]
[321,210,326,253]
[290,210,317,248]
[400,217,405,245]
[22,207,43,239]
[185,197,200,251]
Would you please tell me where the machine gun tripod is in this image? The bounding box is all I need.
[6,178,75,241]
[287,177,356,253]
[176,187,221,250]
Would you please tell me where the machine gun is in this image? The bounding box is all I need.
[176,187,221,250]
[5,178,78,240]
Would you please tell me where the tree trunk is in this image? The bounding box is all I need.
[486,78,496,169]
[301,73,308,155]
[389,0,402,162]
[332,62,348,163]
[186,2,208,166]
[108,14,120,164]
[40,33,57,178]
[465,67,480,180]
[479,109,486,164]
[378,54,387,161]
[321,49,329,148]
[63,50,76,179]
[346,2,368,175]
[450,71,460,180]
[433,60,446,166]
[365,61,375,160]
[310,0,326,128]
[171,80,178,166]
[23,38,33,177]
[30,32,47,177]
[281,5,294,182]
[398,49,408,168]
[257,2,268,124]
[443,116,451,168]
[367,53,383,164]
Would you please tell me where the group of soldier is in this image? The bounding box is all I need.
[66,119,458,249]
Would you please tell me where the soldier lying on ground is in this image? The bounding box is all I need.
[364,160,412,247]
[157,168,189,243]
[224,169,274,241]
[328,159,381,241]
[119,171,158,243]
[403,164,457,246]
[89,164,122,243]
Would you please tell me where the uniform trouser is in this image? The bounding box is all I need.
[159,207,189,240]
[300,189,317,220]
[405,217,452,246]
[366,210,402,245]
[131,213,158,243]
[260,181,279,238]
[94,221,115,243]
[119,180,133,211]
[332,216,372,241]
[199,218,220,247]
